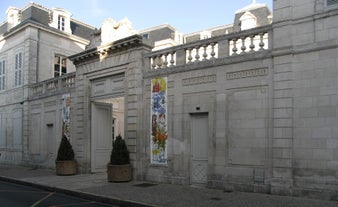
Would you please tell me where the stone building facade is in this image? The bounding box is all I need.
[0,2,96,167]
[1,0,338,200]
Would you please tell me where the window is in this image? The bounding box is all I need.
[49,9,71,33]
[10,14,14,23]
[143,33,149,39]
[240,11,257,30]
[14,52,22,86]
[0,59,5,91]
[58,16,65,31]
[0,114,5,147]
[327,0,338,6]
[200,31,211,40]
[54,55,67,77]
[7,7,20,30]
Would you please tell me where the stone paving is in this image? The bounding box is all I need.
[0,164,337,207]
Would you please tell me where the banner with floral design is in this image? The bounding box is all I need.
[62,94,71,140]
[150,77,168,164]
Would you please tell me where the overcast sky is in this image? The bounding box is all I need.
[0,0,272,34]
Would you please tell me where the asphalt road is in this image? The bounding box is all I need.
[0,180,119,207]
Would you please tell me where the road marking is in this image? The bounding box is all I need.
[51,201,96,207]
[30,191,55,207]
[0,190,47,193]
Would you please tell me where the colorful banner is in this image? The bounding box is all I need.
[62,94,71,139]
[151,77,168,164]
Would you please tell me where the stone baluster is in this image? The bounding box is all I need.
[187,48,193,63]
[259,33,265,51]
[49,80,55,91]
[232,38,238,55]
[70,76,75,87]
[31,86,37,95]
[240,36,247,54]
[157,54,163,69]
[33,85,39,95]
[151,56,157,69]
[63,76,70,88]
[57,78,61,91]
[163,53,169,68]
[210,42,216,59]
[195,46,200,62]
[49,82,53,91]
[202,44,208,60]
[67,76,72,87]
[170,52,175,67]
[46,81,51,91]
[55,80,58,91]
[31,87,35,96]
[61,77,65,88]
[249,34,255,52]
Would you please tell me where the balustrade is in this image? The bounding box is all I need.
[150,52,176,70]
[186,42,218,64]
[62,74,75,88]
[229,32,268,55]
[30,72,76,97]
[146,25,271,70]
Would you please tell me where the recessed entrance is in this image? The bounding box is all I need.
[91,97,125,173]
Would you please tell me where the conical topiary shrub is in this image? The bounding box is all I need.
[57,135,75,161]
[110,134,130,165]
[55,135,77,175]
[107,134,132,182]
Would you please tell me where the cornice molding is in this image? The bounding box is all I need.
[69,35,152,65]
[0,20,90,44]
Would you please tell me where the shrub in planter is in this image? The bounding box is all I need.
[107,134,132,182]
[55,135,77,175]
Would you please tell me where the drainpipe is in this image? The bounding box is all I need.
[36,28,40,83]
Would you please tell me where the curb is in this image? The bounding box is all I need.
[0,176,156,207]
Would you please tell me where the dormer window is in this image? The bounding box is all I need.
[49,8,72,34]
[6,7,20,30]
[58,16,65,31]
[143,33,149,39]
[239,11,257,30]
[200,31,211,40]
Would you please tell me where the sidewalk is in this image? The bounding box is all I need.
[0,164,337,207]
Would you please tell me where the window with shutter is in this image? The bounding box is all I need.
[0,59,6,91]
[14,52,22,87]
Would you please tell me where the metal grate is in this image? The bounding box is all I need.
[210,197,222,201]
[133,183,158,187]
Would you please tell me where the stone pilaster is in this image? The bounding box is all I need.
[271,54,294,195]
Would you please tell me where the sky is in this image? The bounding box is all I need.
[0,0,272,34]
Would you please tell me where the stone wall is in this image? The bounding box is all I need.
[143,52,273,189]
[1,0,338,201]
[271,0,338,199]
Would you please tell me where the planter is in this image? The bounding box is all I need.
[107,163,132,182]
[55,160,77,175]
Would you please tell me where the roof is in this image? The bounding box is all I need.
[236,2,268,14]
[0,2,96,40]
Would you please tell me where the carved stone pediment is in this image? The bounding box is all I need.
[101,17,138,45]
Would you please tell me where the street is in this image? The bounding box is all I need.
[0,181,118,207]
